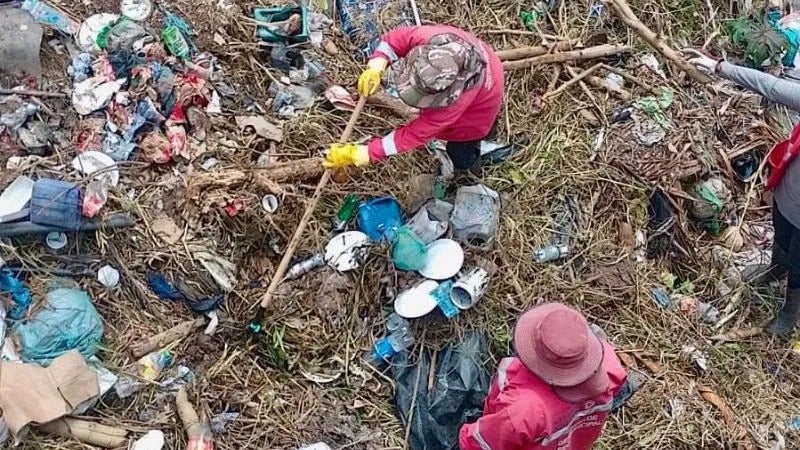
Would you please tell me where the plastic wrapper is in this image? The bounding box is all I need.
[0,269,32,320]
[13,281,103,364]
[392,331,490,450]
[166,125,187,159]
[72,77,124,115]
[450,185,500,248]
[0,103,39,130]
[392,226,427,271]
[68,52,93,82]
[406,200,452,244]
[99,18,148,52]
[82,180,108,217]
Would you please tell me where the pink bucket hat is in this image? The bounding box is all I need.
[514,303,607,394]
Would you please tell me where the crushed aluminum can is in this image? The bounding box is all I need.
[286,254,325,280]
[533,243,569,263]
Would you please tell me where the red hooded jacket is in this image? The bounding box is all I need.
[459,341,627,450]
[366,25,505,161]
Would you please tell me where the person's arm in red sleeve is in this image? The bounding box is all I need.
[458,407,535,450]
[366,97,472,161]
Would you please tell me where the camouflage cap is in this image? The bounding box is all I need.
[395,33,485,109]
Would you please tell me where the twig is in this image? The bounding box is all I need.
[0,88,67,98]
[503,44,631,71]
[485,30,569,41]
[544,64,601,100]
[496,40,576,61]
[403,333,426,449]
[547,66,560,94]
[602,0,711,84]
[565,66,603,115]
[257,96,368,313]
[130,317,205,358]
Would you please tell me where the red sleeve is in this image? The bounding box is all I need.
[459,407,535,450]
[366,96,473,161]
[603,341,628,396]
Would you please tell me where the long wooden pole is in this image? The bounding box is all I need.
[257,96,368,312]
[502,44,631,71]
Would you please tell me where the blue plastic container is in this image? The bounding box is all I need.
[357,197,403,241]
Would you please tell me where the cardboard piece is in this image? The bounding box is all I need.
[0,351,99,437]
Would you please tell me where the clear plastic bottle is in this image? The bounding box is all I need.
[21,0,79,34]
[371,328,414,365]
[386,313,409,333]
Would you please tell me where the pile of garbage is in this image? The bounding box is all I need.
[257,182,502,364]
[0,0,243,447]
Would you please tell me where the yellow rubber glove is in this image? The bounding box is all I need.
[324,143,371,168]
[357,58,388,97]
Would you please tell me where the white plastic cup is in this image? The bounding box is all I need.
[449,267,489,310]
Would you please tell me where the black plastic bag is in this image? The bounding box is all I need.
[392,331,490,450]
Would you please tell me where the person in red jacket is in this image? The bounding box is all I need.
[459,303,627,450]
[323,25,505,171]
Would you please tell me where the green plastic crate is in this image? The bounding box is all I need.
[254,6,309,44]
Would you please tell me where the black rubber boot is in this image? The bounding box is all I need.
[766,288,800,336]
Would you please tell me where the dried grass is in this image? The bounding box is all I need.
[8,0,800,448]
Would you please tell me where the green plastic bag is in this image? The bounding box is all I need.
[392,226,427,271]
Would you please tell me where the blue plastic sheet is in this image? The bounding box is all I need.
[147,271,183,300]
[358,197,404,241]
[0,269,31,320]
[14,283,103,365]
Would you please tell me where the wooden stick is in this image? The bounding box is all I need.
[189,157,326,194]
[496,40,576,61]
[602,0,711,84]
[130,317,205,358]
[368,91,418,120]
[0,88,67,98]
[39,419,127,448]
[503,44,631,71]
[258,96,368,311]
[543,64,601,100]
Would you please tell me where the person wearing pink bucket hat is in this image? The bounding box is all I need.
[459,303,627,450]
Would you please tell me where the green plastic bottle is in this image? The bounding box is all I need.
[331,194,359,232]
[162,25,190,59]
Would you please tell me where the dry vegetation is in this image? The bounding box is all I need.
[5,0,800,448]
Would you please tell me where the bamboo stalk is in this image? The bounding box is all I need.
[502,44,631,71]
[496,40,576,61]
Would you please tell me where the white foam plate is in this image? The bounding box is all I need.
[325,231,370,272]
[394,280,440,318]
[419,239,464,280]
